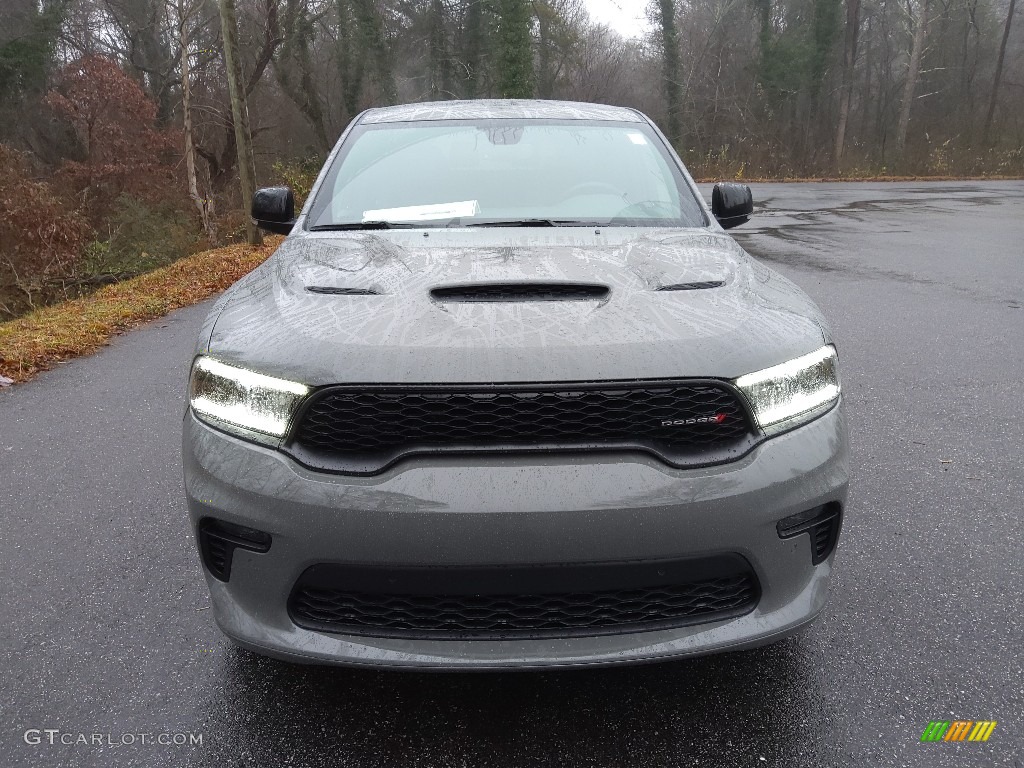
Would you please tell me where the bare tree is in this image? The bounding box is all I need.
[175,0,215,240]
[275,0,331,152]
[895,0,929,159]
[196,0,283,190]
[218,0,261,245]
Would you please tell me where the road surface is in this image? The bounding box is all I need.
[2,182,1022,767]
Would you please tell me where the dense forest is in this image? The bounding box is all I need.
[1,0,1021,317]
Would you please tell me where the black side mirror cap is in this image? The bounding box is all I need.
[252,187,296,234]
[712,183,753,230]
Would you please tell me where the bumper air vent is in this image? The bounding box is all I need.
[197,518,272,582]
[777,503,843,565]
[430,283,609,302]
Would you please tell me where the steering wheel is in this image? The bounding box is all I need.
[558,181,624,199]
[614,200,680,219]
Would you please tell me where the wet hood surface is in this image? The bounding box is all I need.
[205,229,829,385]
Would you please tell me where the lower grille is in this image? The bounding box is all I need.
[288,557,759,639]
[287,380,756,475]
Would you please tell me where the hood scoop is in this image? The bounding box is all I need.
[431,283,610,303]
[656,281,726,292]
[306,286,380,296]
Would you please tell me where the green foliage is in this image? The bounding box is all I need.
[495,0,534,98]
[0,1,64,104]
[272,158,321,208]
[752,0,841,100]
[276,0,331,150]
[351,0,398,104]
[757,25,815,100]
[747,0,840,165]
[656,0,682,144]
[810,0,842,90]
[461,0,487,98]
[427,0,455,97]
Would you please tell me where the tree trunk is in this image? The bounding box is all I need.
[178,0,216,242]
[808,0,841,164]
[858,9,873,145]
[334,0,364,118]
[428,0,453,98]
[834,0,861,169]
[895,0,928,159]
[460,0,485,98]
[199,1,281,192]
[982,0,1016,144]
[219,0,261,245]
[536,2,554,98]
[657,0,682,145]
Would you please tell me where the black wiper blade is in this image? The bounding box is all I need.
[313,218,605,231]
[464,218,558,228]
[463,219,608,228]
[310,221,417,231]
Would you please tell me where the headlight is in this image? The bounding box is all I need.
[189,356,309,439]
[734,345,840,434]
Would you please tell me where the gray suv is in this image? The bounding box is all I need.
[183,100,849,669]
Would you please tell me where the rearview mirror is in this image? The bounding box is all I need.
[712,183,753,230]
[252,187,295,234]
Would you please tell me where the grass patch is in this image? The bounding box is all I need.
[0,237,281,385]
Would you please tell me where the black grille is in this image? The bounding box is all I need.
[431,283,609,302]
[288,381,755,474]
[289,557,759,639]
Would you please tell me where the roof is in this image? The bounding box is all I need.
[359,99,645,124]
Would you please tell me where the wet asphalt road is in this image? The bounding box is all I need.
[2,181,1023,767]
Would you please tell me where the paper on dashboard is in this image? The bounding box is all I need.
[362,200,480,222]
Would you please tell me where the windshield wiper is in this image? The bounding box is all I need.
[310,221,419,231]
[312,218,607,231]
[463,218,604,228]
[464,218,556,228]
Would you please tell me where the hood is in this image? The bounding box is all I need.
[205,229,828,385]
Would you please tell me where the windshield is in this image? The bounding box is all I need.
[306,119,707,229]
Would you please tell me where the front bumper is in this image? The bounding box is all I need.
[182,403,849,669]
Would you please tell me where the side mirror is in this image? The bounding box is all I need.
[711,183,753,230]
[252,187,295,234]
